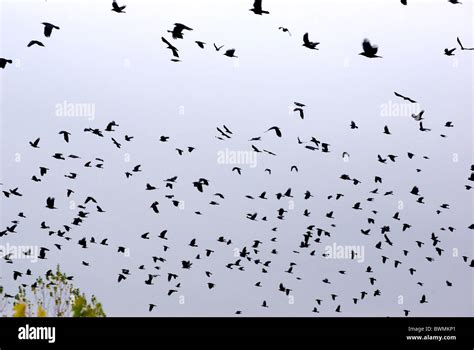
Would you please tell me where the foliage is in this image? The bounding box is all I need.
[1,265,105,317]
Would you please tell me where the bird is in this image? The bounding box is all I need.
[411,110,425,121]
[419,122,431,132]
[38,247,49,260]
[294,108,305,119]
[224,49,238,58]
[302,33,319,50]
[359,39,381,58]
[27,40,45,48]
[213,43,224,51]
[168,23,193,39]
[59,131,71,143]
[42,22,60,37]
[278,27,291,36]
[394,92,417,103]
[150,201,160,214]
[161,37,179,58]
[195,41,206,49]
[265,126,282,137]
[111,1,126,13]
[0,58,13,69]
[457,37,474,50]
[45,197,57,209]
[444,48,456,56]
[232,167,242,175]
[250,0,269,15]
[29,138,40,148]
[146,183,157,191]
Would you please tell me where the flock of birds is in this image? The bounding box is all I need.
[0,0,473,316]
[0,0,472,68]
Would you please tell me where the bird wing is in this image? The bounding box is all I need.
[175,23,193,31]
[253,0,263,11]
[161,37,179,57]
[362,39,376,54]
[44,26,53,37]
[303,33,310,45]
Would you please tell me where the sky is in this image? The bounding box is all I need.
[0,0,473,316]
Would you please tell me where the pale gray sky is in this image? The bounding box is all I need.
[0,0,473,316]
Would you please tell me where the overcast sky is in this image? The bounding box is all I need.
[0,0,473,316]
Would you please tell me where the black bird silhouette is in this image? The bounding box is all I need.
[232,167,242,175]
[394,92,417,103]
[419,122,431,132]
[150,201,160,214]
[457,37,474,50]
[303,33,319,50]
[213,43,224,51]
[359,39,381,58]
[42,22,60,37]
[181,260,192,269]
[224,49,238,58]
[111,1,126,13]
[278,27,291,36]
[146,183,157,191]
[27,40,45,48]
[0,58,13,69]
[59,131,71,142]
[265,126,282,137]
[45,197,57,209]
[294,108,305,119]
[38,247,49,260]
[250,0,269,15]
[161,37,179,58]
[168,23,193,39]
[29,138,40,148]
[195,41,206,49]
[444,48,456,56]
[411,110,424,121]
